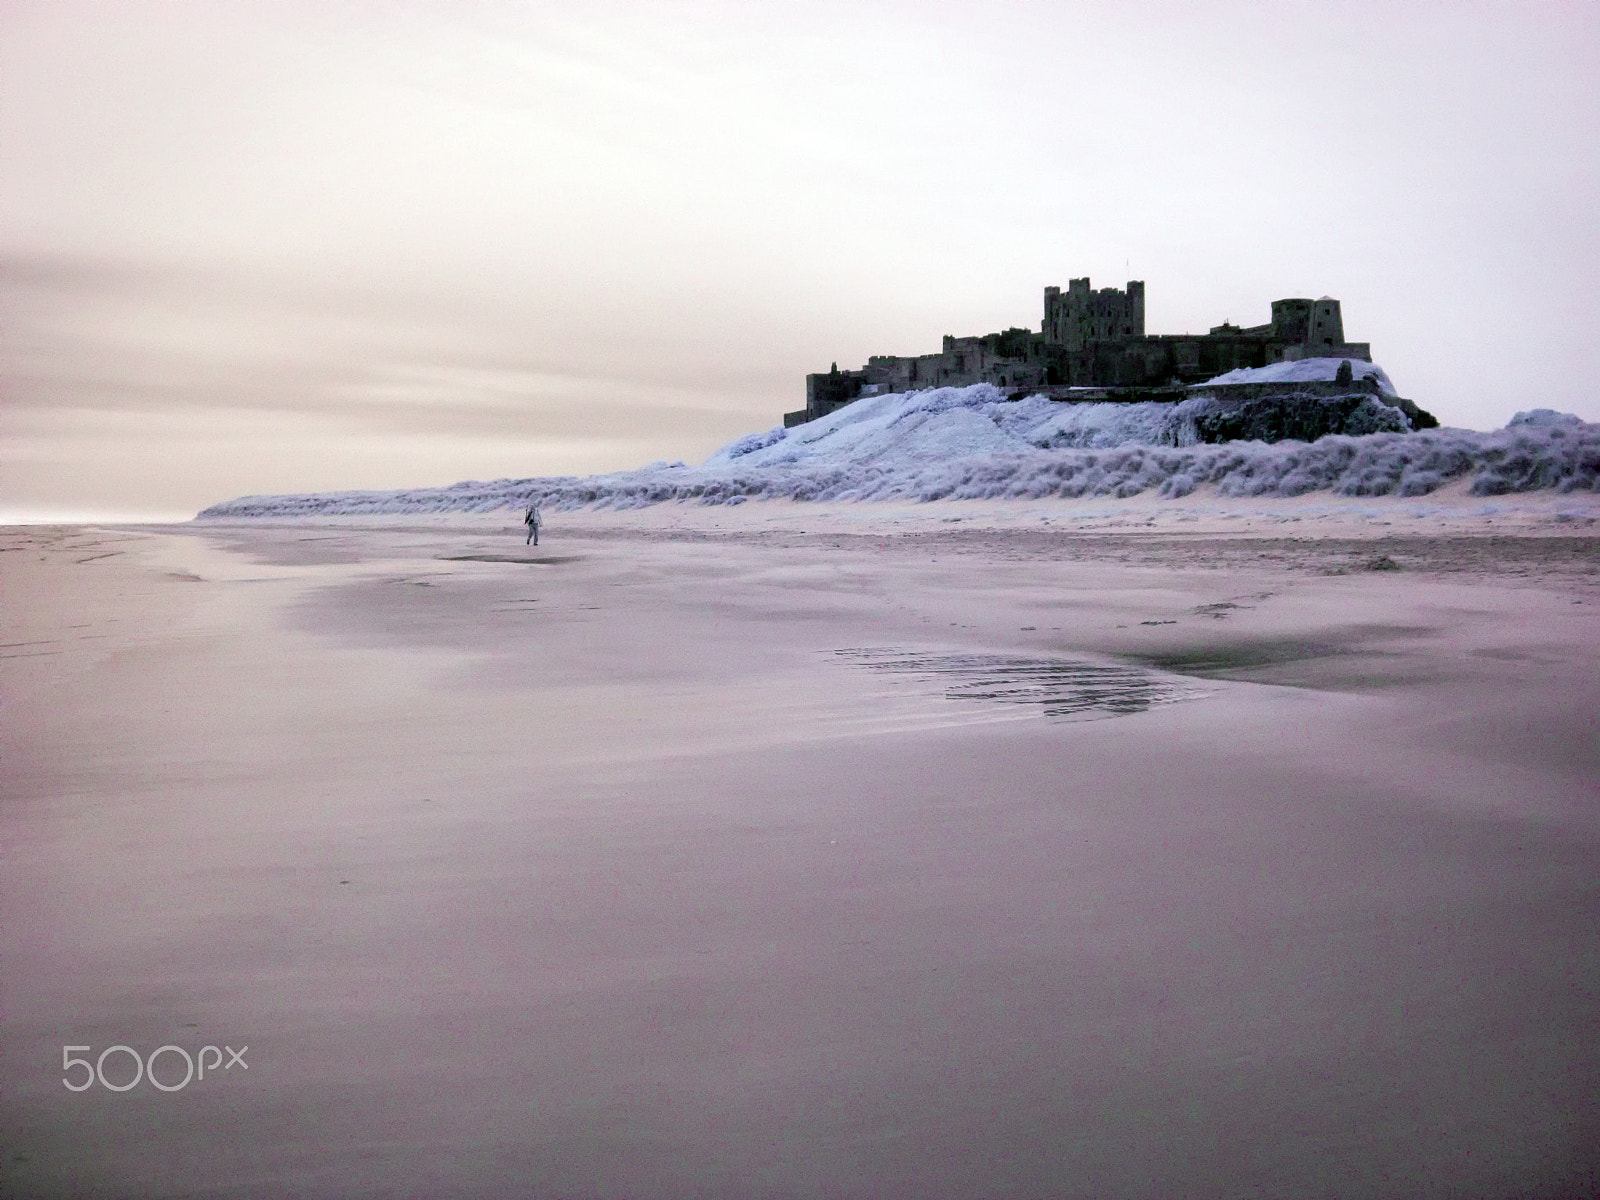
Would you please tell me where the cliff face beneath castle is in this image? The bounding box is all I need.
[795,367,1439,446]
[1179,373,1438,443]
[1188,392,1420,444]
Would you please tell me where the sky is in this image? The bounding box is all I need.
[3,0,1597,520]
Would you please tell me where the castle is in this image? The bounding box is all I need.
[787,280,1375,427]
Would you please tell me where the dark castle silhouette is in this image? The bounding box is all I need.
[789,280,1377,427]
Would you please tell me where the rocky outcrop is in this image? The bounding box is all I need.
[1184,390,1438,444]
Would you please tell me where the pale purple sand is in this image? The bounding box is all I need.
[2,503,1597,1198]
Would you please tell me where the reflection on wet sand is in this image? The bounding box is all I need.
[837,648,1206,720]
[437,554,585,565]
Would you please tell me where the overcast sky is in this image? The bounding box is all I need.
[4,0,1597,519]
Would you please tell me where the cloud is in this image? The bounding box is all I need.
[0,253,784,512]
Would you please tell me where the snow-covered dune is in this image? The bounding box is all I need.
[197,385,1599,518]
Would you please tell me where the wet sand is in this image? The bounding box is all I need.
[3,499,1598,1198]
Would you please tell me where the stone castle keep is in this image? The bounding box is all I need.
[787,280,1375,427]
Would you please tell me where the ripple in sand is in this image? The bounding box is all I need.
[835,648,1206,721]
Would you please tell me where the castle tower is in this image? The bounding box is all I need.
[1307,297,1345,348]
[1042,278,1145,350]
[1270,299,1313,343]
[1271,297,1346,349]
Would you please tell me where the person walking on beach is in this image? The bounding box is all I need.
[524,504,541,546]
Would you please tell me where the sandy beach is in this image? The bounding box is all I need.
[3,494,1598,1198]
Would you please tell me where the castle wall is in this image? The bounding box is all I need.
[862,327,1049,395]
[1284,341,1369,364]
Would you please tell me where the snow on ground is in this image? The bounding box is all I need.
[1201,356,1399,397]
[197,381,1600,518]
